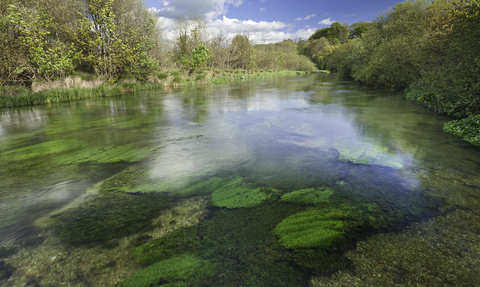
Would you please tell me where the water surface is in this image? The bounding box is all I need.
[1,73,479,286]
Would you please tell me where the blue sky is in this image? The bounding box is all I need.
[146,0,405,43]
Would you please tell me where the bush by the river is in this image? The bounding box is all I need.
[444,115,480,146]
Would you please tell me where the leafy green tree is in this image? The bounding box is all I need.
[182,44,210,73]
[309,22,350,44]
[349,21,372,39]
[7,4,79,81]
[343,0,453,87]
[70,0,157,82]
[231,34,256,69]
[415,0,480,118]
[0,0,29,85]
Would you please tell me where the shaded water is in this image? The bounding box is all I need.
[1,73,480,286]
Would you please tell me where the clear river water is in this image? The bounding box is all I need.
[1,73,479,286]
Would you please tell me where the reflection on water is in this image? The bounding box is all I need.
[1,74,480,286]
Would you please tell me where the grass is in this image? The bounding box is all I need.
[1,69,329,109]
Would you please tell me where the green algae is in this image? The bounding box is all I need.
[131,203,310,286]
[119,255,214,287]
[210,176,269,208]
[0,139,86,162]
[132,226,201,265]
[51,192,174,243]
[333,137,404,169]
[275,208,351,249]
[281,187,334,204]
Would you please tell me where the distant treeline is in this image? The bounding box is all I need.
[0,0,317,86]
[298,0,479,121]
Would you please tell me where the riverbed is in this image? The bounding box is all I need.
[1,73,479,286]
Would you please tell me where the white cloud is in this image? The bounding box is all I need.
[304,14,316,20]
[346,13,357,17]
[259,7,265,11]
[157,14,315,44]
[152,0,244,20]
[295,14,316,21]
[260,0,267,2]
[318,18,334,25]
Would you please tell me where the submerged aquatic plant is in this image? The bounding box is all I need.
[280,187,334,204]
[51,193,174,243]
[119,255,214,287]
[209,176,270,208]
[275,207,354,249]
[333,137,404,169]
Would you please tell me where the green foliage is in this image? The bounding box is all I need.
[195,74,206,81]
[119,255,214,287]
[309,22,350,44]
[350,21,372,39]
[157,72,169,79]
[182,44,210,73]
[281,187,334,204]
[0,84,123,108]
[413,0,480,118]
[444,115,480,146]
[6,4,79,80]
[172,76,182,83]
[321,0,453,88]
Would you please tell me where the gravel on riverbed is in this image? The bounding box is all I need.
[0,195,210,287]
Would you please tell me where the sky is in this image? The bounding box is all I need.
[146,0,405,44]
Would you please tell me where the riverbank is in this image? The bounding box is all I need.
[0,69,329,109]
[405,87,480,147]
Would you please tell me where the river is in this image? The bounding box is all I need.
[1,73,479,286]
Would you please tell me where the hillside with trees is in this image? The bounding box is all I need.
[0,1,317,89]
[298,0,479,146]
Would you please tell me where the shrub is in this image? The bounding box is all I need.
[444,115,480,146]
[157,72,168,79]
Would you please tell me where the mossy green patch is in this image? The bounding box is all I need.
[333,137,404,169]
[119,255,214,287]
[275,208,351,249]
[179,176,233,196]
[210,176,269,208]
[132,203,310,285]
[51,192,174,243]
[0,139,86,162]
[281,187,334,204]
[132,226,201,265]
[55,144,155,165]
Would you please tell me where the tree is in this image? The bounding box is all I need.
[350,21,372,39]
[182,44,210,73]
[70,0,157,82]
[7,4,79,81]
[172,13,209,65]
[231,34,256,69]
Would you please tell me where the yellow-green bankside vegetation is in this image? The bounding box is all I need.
[0,0,318,99]
[297,0,479,146]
